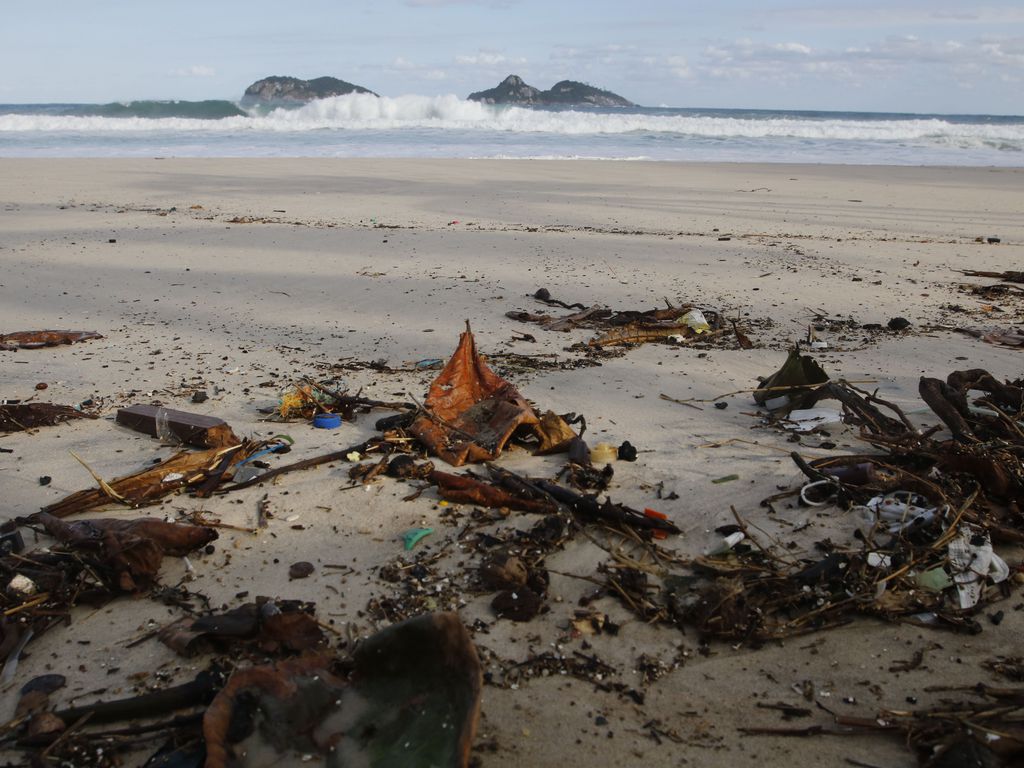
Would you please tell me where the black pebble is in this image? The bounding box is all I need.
[39,476,51,486]
[617,441,638,461]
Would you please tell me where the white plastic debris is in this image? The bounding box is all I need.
[948,525,1010,609]
[704,531,745,556]
[785,407,843,432]
[7,573,37,598]
[856,491,944,534]
[681,309,710,334]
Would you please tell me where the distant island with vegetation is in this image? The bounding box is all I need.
[467,75,633,107]
[241,76,378,106]
[240,74,635,108]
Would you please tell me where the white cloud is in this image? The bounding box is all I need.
[772,42,812,55]
[666,55,693,79]
[455,51,526,67]
[406,0,518,7]
[768,4,1024,27]
[169,65,215,78]
[696,33,1024,87]
[384,57,447,81]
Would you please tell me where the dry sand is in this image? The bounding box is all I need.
[1,158,1023,767]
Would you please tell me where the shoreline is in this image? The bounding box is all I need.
[2,158,1023,767]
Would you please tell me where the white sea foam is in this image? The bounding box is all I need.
[1,93,1021,150]
[2,94,1021,163]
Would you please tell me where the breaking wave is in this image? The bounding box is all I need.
[0,93,1020,149]
[1,93,1022,163]
[80,100,248,119]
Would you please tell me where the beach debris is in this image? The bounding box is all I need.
[754,348,831,411]
[288,561,315,579]
[203,612,481,768]
[40,438,285,517]
[980,327,1024,349]
[158,598,325,656]
[312,411,342,428]
[589,442,617,464]
[0,402,95,433]
[782,407,844,432]
[35,512,218,593]
[482,464,680,536]
[273,377,412,422]
[959,269,1022,282]
[492,587,545,621]
[402,527,434,550]
[506,299,753,349]
[431,470,556,514]
[0,329,102,351]
[117,403,240,448]
[617,440,638,461]
[0,520,25,554]
[408,322,576,466]
[742,683,1024,767]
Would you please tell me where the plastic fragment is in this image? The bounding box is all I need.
[402,527,434,550]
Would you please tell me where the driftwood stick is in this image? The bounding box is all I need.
[51,670,222,728]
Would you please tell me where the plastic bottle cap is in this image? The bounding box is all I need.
[312,413,342,429]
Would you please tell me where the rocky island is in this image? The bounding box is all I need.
[467,74,634,107]
[241,76,377,106]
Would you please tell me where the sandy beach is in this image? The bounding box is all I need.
[2,158,1024,767]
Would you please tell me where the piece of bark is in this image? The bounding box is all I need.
[533,410,578,455]
[159,600,325,657]
[919,377,976,441]
[40,444,255,517]
[0,403,95,433]
[116,404,239,449]
[430,470,557,514]
[36,512,217,592]
[409,324,540,466]
[0,330,102,351]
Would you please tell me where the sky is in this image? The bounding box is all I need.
[2,0,1023,114]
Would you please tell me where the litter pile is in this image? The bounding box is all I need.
[0,321,680,767]
[507,290,754,350]
[2,310,1022,767]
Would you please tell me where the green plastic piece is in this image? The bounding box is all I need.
[712,474,739,484]
[403,527,434,550]
[915,567,953,591]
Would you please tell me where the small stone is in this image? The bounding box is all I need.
[38,476,51,486]
[34,382,47,391]
[191,390,209,404]
[288,561,315,579]
[20,674,66,696]
[887,317,911,331]
[617,441,638,462]
[491,587,543,621]
[480,555,528,590]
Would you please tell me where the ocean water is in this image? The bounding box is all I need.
[0,93,1021,165]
